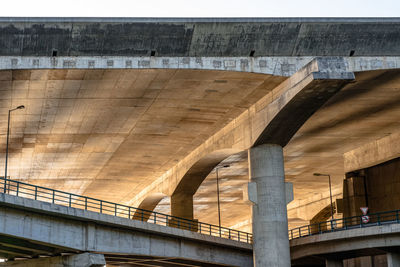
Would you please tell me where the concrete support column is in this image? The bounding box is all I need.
[325,259,343,267]
[248,144,290,267]
[0,253,106,267]
[169,192,198,231]
[171,192,194,219]
[388,252,400,267]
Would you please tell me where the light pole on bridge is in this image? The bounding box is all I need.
[4,105,25,193]
[215,164,230,231]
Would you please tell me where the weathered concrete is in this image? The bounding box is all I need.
[290,222,400,263]
[131,57,355,212]
[0,193,252,266]
[1,18,400,57]
[326,259,344,267]
[343,155,400,218]
[0,253,105,267]
[387,252,400,267]
[344,132,400,173]
[249,144,290,267]
[2,56,400,77]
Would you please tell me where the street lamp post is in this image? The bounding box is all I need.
[313,173,334,220]
[215,164,230,232]
[4,105,25,193]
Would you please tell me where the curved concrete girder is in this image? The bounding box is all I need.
[130,57,356,209]
[310,203,335,233]
[253,71,355,147]
[132,193,167,222]
[170,148,241,219]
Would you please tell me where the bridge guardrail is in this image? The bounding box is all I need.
[289,209,400,240]
[0,178,252,244]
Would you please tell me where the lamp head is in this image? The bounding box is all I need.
[16,105,25,109]
[223,165,230,168]
[314,173,330,177]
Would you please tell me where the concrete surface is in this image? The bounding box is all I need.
[1,18,400,57]
[0,56,399,233]
[290,222,400,263]
[249,144,290,267]
[0,193,252,266]
[326,259,344,267]
[388,253,400,267]
[0,253,105,267]
[0,23,399,235]
[2,56,400,76]
[344,132,400,173]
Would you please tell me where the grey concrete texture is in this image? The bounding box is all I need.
[0,253,105,267]
[290,222,400,262]
[253,57,355,147]
[1,55,400,77]
[1,18,400,57]
[326,259,344,267]
[387,253,400,267]
[0,194,252,266]
[249,144,291,267]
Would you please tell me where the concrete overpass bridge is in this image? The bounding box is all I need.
[0,182,253,266]
[2,178,400,267]
[1,17,400,266]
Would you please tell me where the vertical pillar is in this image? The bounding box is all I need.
[249,144,290,267]
[169,192,198,231]
[388,253,400,267]
[171,192,194,219]
[326,259,343,267]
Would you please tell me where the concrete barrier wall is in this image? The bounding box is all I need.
[0,194,252,267]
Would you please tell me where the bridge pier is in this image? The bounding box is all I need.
[249,144,290,267]
[169,192,198,231]
[388,252,400,267]
[0,253,105,267]
[325,259,343,267]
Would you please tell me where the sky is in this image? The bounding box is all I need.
[1,0,399,17]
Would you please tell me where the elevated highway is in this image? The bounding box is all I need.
[0,191,252,267]
[1,17,400,266]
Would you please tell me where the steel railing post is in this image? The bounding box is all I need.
[85,197,87,210]
[69,194,72,207]
[100,201,102,213]
[128,207,131,219]
[34,186,37,200]
[16,182,19,196]
[52,190,55,204]
[115,204,117,216]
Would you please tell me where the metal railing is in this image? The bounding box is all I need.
[0,178,252,244]
[289,209,400,240]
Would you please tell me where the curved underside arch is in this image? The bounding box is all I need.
[132,192,167,221]
[171,148,242,219]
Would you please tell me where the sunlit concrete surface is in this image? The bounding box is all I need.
[1,65,400,233]
[0,18,400,242]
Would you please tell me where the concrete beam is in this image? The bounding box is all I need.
[344,132,400,173]
[130,57,355,207]
[290,223,400,261]
[1,18,400,57]
[0,194,252,267]
[1,56,400,77]
[0,253,106,267]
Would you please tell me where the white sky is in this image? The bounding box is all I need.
[1,0,400,17]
